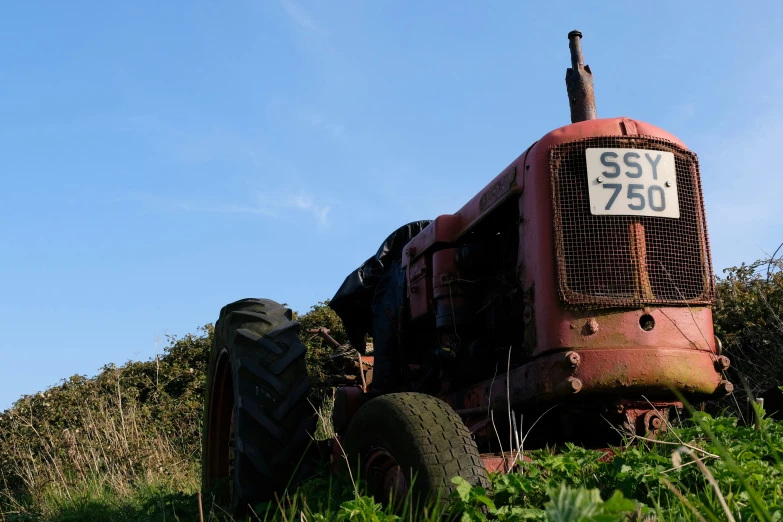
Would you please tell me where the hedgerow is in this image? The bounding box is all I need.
[0,251,780,521]
[714,253,783,401]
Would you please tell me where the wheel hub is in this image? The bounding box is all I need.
[363,448,409,505]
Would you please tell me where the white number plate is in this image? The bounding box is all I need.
[585,148,679,218]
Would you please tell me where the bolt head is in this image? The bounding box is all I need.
[585,318,599,334]
[597,176,604,183]
[665,181,672,187]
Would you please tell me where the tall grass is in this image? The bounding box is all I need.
[0,381,200,521]
[0,327,211,521]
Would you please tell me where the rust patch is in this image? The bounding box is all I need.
[442,346,727,415]
[479,166,516,212]
[582,318,599,336]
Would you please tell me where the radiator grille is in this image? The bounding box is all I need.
[549,136,714,308]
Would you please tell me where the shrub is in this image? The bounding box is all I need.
[713,250,783,402]
[0,326,212,520]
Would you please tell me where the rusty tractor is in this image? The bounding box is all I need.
[202,30,734,512]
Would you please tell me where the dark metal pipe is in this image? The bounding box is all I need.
[568,30,583,70]
[565,30,597,123]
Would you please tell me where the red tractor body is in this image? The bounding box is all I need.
[400,117,731,441]
[202,31,734,511]
[404,117,726,403]
[326,33,732,447]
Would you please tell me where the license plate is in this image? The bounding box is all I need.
[585,148,679,218]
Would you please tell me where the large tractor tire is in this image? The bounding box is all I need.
[343,392,490,507]
[202,298,317,513]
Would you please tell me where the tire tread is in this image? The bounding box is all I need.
[202,298,315,513]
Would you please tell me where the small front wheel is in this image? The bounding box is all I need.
[342,392,489,507]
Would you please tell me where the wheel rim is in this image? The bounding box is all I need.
[362,447,409,506]
[205,347,234,504]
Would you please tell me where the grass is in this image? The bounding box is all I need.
[5,401,783,522]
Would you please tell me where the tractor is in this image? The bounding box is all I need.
[201,30,734,512]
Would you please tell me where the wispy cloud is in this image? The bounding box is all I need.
[279,0,322,33]
[278,191,331,227]
[124,189,331,228]
[123,191,277,217]
[302,111,344,138]
[276,0,354,143]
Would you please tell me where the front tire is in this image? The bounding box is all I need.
[202,298,316,513]
[343,392,490,507]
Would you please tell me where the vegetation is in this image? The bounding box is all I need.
[0,252,781,521]
[714,253,783,401]
[0,327,211,521]
[295,301,349,393]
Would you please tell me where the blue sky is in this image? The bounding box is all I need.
[1,1,781,410]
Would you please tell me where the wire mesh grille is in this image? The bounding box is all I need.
[549,136,714,308]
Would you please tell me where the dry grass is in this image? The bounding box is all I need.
[0,376,201,521]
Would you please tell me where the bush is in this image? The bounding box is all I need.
[295,300,348,392]
[713,250,783,401]
[0,326,212,520]
[0,301,346,521]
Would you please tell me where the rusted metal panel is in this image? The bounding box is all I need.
[332,386,367,434]
[480,452,530,474]
[432,248,469,333]
[442,346,728,414]
[479,166,518,212]
[401,163,523,265]
[629,221,654,300]
[552,306,717,353]
[481,455,509,474]
[401,163,525,323]
[403,214,462,260]
[620,118,638,136]
[518,118,712,363]
[407,254,432,320]
[361,356,374,389]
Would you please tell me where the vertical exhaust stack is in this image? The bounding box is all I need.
[565,30,597,123]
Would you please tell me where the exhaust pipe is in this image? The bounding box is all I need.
[565,30,597,123]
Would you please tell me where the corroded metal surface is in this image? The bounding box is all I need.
[332,386,368,434]
[480,452,531,474]
[565,30,597,123]
[549,136,713,308]
[443,347,729,414]
[322,348,374,390]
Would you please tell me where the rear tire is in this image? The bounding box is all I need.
[343,392,490,508]
[202,298,317,513]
